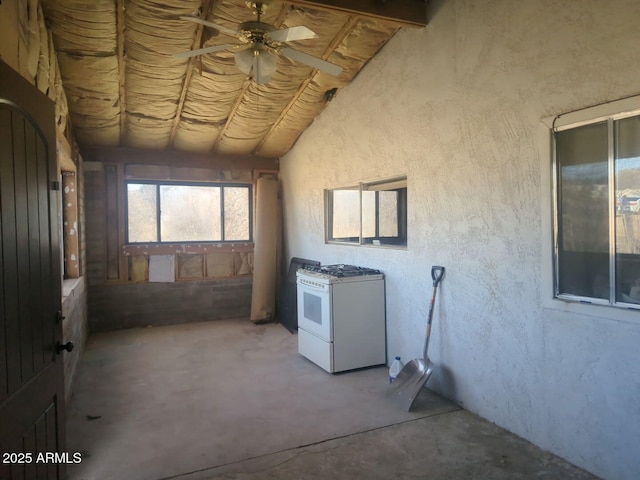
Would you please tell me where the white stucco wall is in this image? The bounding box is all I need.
[280,1,640,479]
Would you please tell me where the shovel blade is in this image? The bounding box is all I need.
[388,358,434,411]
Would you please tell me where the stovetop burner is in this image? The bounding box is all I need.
[302,264,381,278]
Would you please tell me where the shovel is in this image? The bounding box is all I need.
[388,265,445,411]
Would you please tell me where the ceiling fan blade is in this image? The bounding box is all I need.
[179,16,239,38]
[266,26,318,43]
[280,47,342,76]
[174,44,235,59]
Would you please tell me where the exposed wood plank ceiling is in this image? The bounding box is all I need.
[42,0,426,159]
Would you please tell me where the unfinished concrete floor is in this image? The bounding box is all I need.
[66,319,599,480]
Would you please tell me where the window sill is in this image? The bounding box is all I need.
[326,240,407,251]
[122,242,254,256]
[62,277,85,312]
[543,296,640,325]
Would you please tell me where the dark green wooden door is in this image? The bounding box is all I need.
[0,60,66,480]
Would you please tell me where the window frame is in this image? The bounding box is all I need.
[124,180,253,245]
[552,106,640,310]
[325,176,407,248]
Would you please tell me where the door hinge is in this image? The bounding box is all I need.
[56,310,66,323]
[52,181,61,191]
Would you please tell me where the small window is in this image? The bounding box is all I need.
[126,182,252,244]
[326,177,407,247]
[554,113,640,307]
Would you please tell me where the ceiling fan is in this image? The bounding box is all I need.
[176,1,343,84]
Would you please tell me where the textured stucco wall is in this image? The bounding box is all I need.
[280,1,640,479]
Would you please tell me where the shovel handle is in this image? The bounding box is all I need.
[423,266,445,359]
[431,266,445,287]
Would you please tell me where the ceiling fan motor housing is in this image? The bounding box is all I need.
[239,21,276,44]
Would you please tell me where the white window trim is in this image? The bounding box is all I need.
[552,94,640,131]
[540,95,640,324]
[324,175,408,249]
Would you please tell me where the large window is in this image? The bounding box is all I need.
[326,177,407,247]
[554,113,640,307]
[126,182,252,243]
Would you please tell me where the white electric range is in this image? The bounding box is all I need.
[296,264,386,373]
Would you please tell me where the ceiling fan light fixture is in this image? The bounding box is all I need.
[253,50,277,84]
[235,43,277,83]
[235,47,256,75]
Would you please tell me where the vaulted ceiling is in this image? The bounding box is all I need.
[42,0,426,158]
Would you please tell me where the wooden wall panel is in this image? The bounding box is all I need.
[129,255,149,282]
[206,252,235,277]
[84,165,107,287]
[177,254,204,279]
[105,164,120,280]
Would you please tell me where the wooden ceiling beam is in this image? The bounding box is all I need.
[253,14,360,156]
[81,146,279,171]
[285,0,427,27]
[116,0,126,145]
[169,0,214,147]
[56,126,76,172]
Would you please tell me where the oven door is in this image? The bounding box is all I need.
[296,276,332,342]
